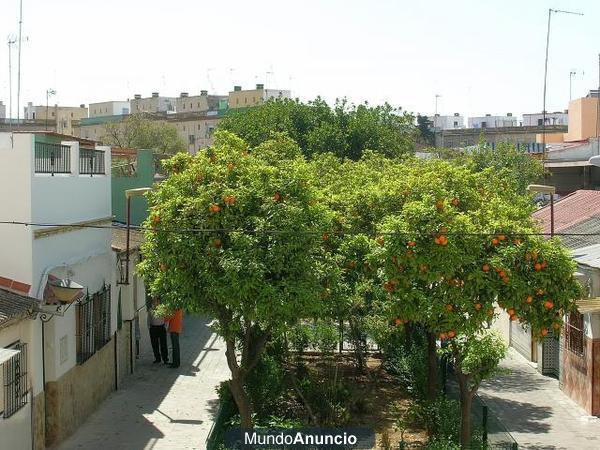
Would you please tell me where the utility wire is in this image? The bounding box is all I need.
[1,220,599,238]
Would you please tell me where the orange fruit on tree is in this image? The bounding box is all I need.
[526,295,533,304]
[159,263,167,272]
[482,264,490,273]
[391,256,398,265]
[383,281,395,293]
[510,314,518,321]
[499,270,506,278]
[514,239,522,246]
[487,308,495,317]
[227,163,235,171]
[498,234,506,241]
[439,332,447,340]
[439,235,448,246]
[209,203,221,214]
[541,328,549,337]
[544,300,554,310]
[322,233,329,242]
[534,263,542,271]
[407,240,417,247]
[474,303,482,310]
[213,239,223,248]
[377,237,385,246]
[491,238,499,246]
[541,261,548,269]
[152,214,161,225]
[394,318,402,326]
[273,192,281,202]
[507,308,515,316]
[434,236,441,245]
[436,200,444,211]
[451,198,460,207]
[447,330,456,338]
[445,304,454,312]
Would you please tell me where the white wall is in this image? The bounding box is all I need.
[0,133,34,287]
[468,116,517,128]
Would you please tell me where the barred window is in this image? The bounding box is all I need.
[1,342,29,418]
[76,285,111,364]
[565,312,585,357]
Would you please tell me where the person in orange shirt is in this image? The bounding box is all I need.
[166,309,183,368]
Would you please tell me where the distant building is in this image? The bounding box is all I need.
[130,93,175,114]
[89,101,130,118]
[564,92,600,142]
[523,111,568,127]
[174,91,227,114]
[468,113,517,129]
[228,84,291,109]
[0,101,5,119]
[23,102,88,135]
[432,113,464,130]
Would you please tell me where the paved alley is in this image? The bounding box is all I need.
[479,349,600,450]
[57,316,229,450]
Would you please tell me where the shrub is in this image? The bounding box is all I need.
[288,323,313,355]
[313,320,339,355]
[245,353,287,419]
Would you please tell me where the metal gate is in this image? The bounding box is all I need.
[542,334,560,378]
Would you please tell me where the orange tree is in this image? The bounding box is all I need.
[377,161,581,447]
[138,131,333,428]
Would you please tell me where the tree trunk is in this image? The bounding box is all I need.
[457,372,473,449]
[426,331,439,401]
[229,374,253,428]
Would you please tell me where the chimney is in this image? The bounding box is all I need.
[134,94,142,100]
[234,86,242,92]
[507,112,512,117]
[485,113,491,117]
[180,92,189,98]
[200,90,208,96]
[454,112,459,116]
[256,83,264,90]
[152,92,159,98]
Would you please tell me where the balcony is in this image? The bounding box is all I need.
[34,142,71,175]
[79,148,106,175]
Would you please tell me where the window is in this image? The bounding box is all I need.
[453,121,458,127]
[76,285,111,364]
[188,134,195,145]
[1,342,28,418]
[538,118,543,126]
[481,121,487,128]
[565,312,585,356]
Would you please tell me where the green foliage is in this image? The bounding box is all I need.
[442,330,508,392]
[288,323,313,355]
[139,130,333,336]
[245,353,287,418]
[298,373,351,426]
[102,113,186,154]
[384,331,429,400]
[417,114,435,145]
[220,97,416,160]
[313,320,339,355]
[408,397,461,442]
[468,143,544,194]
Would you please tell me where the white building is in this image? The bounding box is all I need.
[522,111,568,127]
[468,113,517,129]
[89,101,130,118]
[0,101,6,119]
[432,113,465,130]
[0,131,136,448]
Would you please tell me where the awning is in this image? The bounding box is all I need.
[576,298,600,314]
[0,347,20,365]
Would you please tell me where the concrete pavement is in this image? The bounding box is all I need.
[479,349,600,450]
[56,316,230,450]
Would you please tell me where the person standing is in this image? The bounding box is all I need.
[148,299,169,364]
[166,309,183,368]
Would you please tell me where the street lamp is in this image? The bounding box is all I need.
[123,187,152,284]
[541,8,583,160]
[45,88,56,130]
[527,184,556,237]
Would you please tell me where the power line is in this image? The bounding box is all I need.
[1,220,600,238]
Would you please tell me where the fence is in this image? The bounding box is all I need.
[34,142,71,174]
[79,148,106,175]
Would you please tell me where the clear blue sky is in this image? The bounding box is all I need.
[0,0,597,119]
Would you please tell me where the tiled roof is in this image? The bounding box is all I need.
[0,288,38,328]
[111,227,144,253]
[533,190,600,235]
[558,217,600,250]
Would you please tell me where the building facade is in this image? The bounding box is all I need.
[228,84,291,109]
[435,125,566,150]
[0,101,5,119]
[89,101,130,118]
[432,113,464,130]
[130,93,175,114]
[523,111,568,127]
[23,103,88,136]
[0,131,146,447]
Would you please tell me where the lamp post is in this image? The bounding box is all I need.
[45,88,56,130]
[123,187,152,284]
[527,184,556,237]
[541,8,583,160]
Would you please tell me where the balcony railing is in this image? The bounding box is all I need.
[79,148,106,175]
[34,142,71,175]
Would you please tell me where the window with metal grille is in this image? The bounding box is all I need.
[1,342,29,418]
[76,285,111,364]
[79,148,106,175]
[565,312,585,357]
